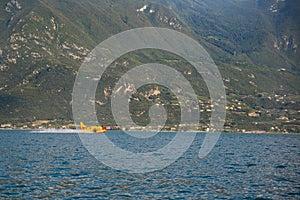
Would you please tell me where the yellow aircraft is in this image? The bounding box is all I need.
[80,122,106,133]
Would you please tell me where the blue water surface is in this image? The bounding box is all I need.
[0,130,299,199]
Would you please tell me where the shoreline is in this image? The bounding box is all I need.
[0,128,299,134]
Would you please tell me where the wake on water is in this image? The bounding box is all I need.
[30,129,88,133]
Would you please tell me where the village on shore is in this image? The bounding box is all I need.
[0,119,298,134]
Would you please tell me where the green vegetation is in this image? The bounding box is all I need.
[0,0,299,133]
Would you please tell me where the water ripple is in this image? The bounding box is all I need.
[0,131,299,199]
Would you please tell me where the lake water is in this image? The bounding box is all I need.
[0,130,299,199]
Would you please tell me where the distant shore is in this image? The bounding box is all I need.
[0,128,299,134]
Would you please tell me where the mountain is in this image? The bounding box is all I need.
[0,0,299,133]
[0,0,189,127]
[154,0,300,67]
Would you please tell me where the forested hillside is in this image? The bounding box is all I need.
[0,0,299,132]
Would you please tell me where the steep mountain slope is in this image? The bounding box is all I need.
[0,0,182,123]
[151,0,300,132]
[0,0,299,132]
[153,0,300,70]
